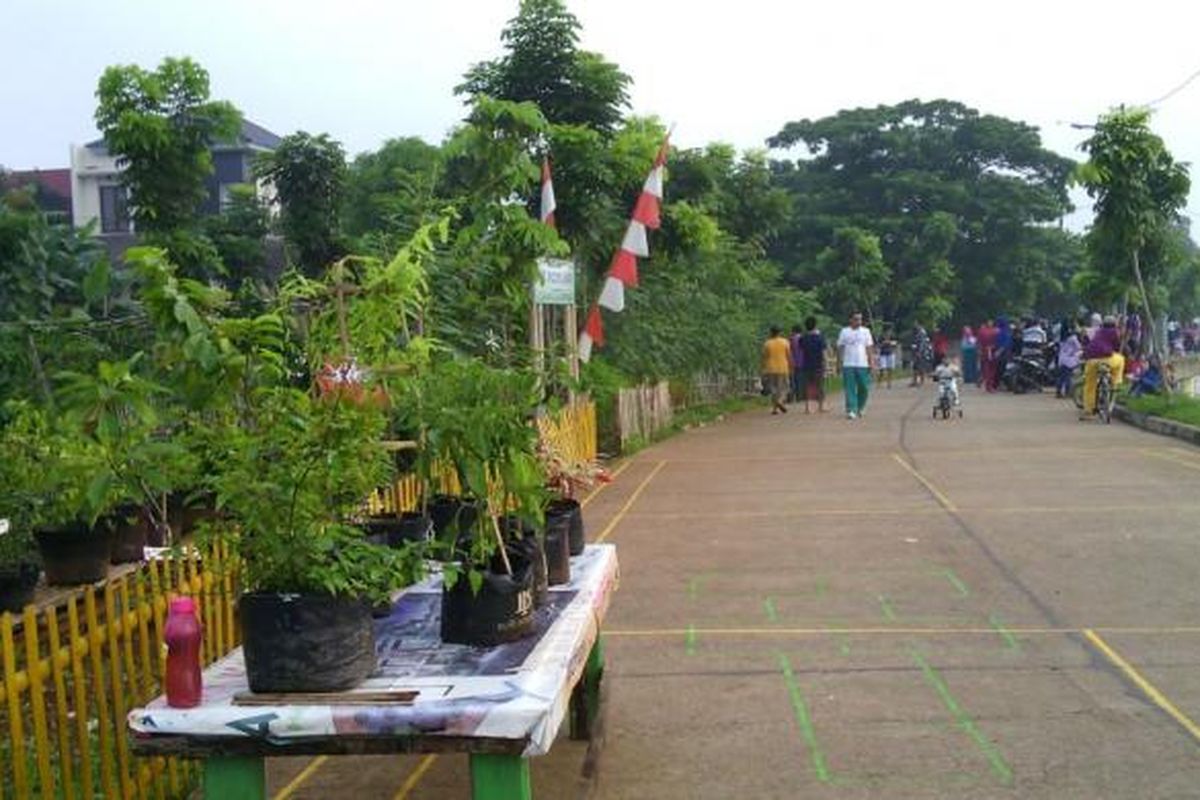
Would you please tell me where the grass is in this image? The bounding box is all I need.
[1123,392,1200,428]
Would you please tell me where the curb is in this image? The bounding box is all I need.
[1114,404,1200,448]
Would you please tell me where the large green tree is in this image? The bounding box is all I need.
[1075,106,1191,352]
[768,99,1078,327]
[256,132,348,277]
[95,57,241,233]
[458,0,631,134]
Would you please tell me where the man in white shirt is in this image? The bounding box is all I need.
[837,312,876,419]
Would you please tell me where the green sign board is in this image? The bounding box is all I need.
[534,258,576,305]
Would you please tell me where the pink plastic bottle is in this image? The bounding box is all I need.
[164,596,202,708]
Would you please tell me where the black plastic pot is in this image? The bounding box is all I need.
[542,511,571,586]
[430,495,481,540]
[240,592,376,693]
[548,498,585,556]
[440,556,535,646]
[362,513,432,549]
[505,534,548,607]
[0,563,40,613]
[34,524,111,586]
[108,505,149,564]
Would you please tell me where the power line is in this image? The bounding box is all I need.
[1145,65,1200,108]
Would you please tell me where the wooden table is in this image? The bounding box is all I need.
[129,545,619,800]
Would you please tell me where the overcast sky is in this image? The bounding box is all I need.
[4,0,1200,228]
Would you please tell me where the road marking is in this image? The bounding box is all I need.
[580,459,634,508]
[605,625,1200,637]
[594,460,667,543]
[685,624,697,655]
[1083,629,1200,745]
[624,503,1200,519]
[878,594,898,622]
[392,754,437,800]
[911,648,1013,785]
[776,653,831,782]
[891,454,959,511]
[988,613,1020,651]
[764,597,779,623]
[943,569,970,597]
[273,756,328,800]
[1144,450,1200,473]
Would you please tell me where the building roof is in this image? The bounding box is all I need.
[86,119,281,153]
[4,168,72,199]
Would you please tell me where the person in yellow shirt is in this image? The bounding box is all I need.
[761,326,792,415]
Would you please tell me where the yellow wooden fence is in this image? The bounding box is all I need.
[0,543,238,800]
[0,399,595,800]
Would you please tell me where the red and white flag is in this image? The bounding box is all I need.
[540,157,557,229]
[578,132,671,362]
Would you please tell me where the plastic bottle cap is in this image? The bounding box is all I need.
[170,597,196,615]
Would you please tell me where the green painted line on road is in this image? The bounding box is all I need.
[764,597,779,623]
[687,576,700,600]
[824,624,851,657]
[943,569,970,597]
[910,648,1013,786]
[776,652,831,783]
[988,613,1020,651]
[878,594,898,622]
[814,576,829,598]
[685,623,697,655]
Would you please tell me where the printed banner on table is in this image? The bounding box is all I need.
[129,545,619,757]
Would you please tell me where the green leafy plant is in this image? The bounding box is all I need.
[210,388,424,602]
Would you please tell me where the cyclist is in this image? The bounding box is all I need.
[1080,315,1125,419]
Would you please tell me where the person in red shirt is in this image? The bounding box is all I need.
[977,319,999,391]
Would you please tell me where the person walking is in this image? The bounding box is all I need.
[877,328,899,388]
[961,326,979,385]
[837,312,875,419]
[799,316,827,413]
[788,324,805,404]
[910,323,933,387]
[1056,319,1082,399]
[995,316,1013,390]
[978,318,998,390]
[761,326,791,415]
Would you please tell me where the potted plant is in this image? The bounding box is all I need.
[538,437,610,558]
[55,354,194,563]
[0,403,114,585]
[395,358,548,645]
[211,387,425,693]
[0,521,40,613]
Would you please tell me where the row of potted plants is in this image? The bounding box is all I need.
[0,224,602,694]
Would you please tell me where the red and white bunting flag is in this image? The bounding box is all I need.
[608,249,639,287]
[597,275,625,312]
[540,157,557,229]
[578,304,604,362]
[578,131,671,363]
[621,221,650,257]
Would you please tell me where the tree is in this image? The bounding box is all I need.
[813,227,891,320]
[457,0,630,134]
[1076,106,1191,353]
[343,136,444,250]
[256,132,347,277]
[95,57,241,233]
[768,99,1076,327]
[202,184,270,289]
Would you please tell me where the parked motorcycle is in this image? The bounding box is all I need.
[1003,349,1053,393]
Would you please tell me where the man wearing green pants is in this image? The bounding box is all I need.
[837,312,875,419]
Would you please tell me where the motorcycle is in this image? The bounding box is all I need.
[1003,347,1053,394]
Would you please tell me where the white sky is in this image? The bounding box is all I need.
[4,0,1200,228]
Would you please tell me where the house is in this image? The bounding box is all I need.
[0,168,73,218]
[70,119,281,257]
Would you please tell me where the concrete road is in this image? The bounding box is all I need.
[267,384,1200,799]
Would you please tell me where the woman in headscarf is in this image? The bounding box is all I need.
[977,318,997,390]
[960,326,979,385]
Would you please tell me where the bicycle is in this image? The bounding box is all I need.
[1076,362,1115,423]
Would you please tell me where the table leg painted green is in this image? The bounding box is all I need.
[204,756,266,800]
[570,635,605,740]
[470,753,532,800]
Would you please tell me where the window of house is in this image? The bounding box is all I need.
[99,184,130,233]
